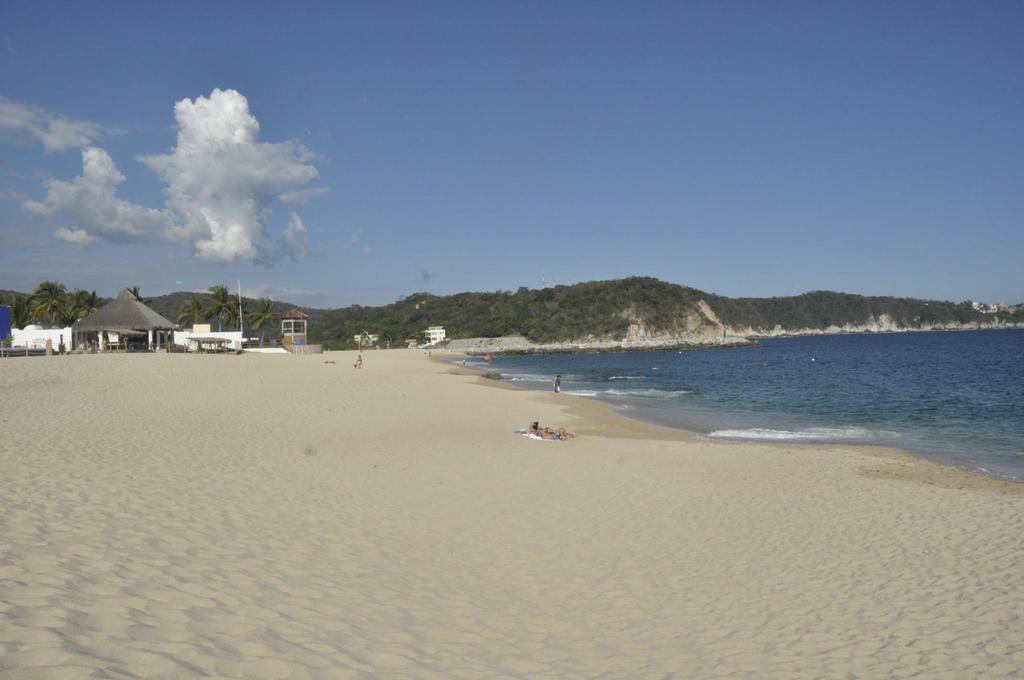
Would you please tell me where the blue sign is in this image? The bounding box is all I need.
[0,305,10,340]
[293,338,305,346]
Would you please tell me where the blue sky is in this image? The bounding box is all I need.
[1,1,1021,307]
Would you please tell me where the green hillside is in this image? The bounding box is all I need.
[312,277,1023,348]
[5,278,1022,349]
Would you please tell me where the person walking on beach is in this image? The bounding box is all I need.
[354,352,363,369]
[554,375,561,393]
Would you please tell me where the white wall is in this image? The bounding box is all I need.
[11,326,74,349]
[173,330,244,351]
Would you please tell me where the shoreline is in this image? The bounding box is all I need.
[438,350,1024,491]
[443,325,1023,356]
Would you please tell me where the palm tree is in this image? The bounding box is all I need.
[246,298,277,346]
[221,300,239,331]
[57,302,79,327]
[205,285,232,332]
[30,280,68,327]
[69,289,101,320]
[177,297,207,328]
[128,286,145,303]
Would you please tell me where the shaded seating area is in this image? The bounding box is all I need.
[185,336,233,353]
[73,290,177,351]
[99,330,147,352]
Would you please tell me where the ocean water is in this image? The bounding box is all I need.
[463,329,1024,481]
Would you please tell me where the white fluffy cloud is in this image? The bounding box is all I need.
[22,89,325,263]
[0,96,107,152]
[140,89,320,262]
[25,147,174,241]
[55,227,98,246]
[280,186,330,205]
[281,212,312,258]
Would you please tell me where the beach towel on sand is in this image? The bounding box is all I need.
[515,428,555,441]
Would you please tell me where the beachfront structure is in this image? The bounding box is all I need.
[74,290,177,351]
[173,326,244,352]
[424,326,446,346]
[354,332,379,347]
[10,325,74,351]
[281,309,309,348]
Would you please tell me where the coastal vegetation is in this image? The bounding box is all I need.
[4,277,1022,348]
[204,285,236,332]
[2,282,107,330]
[246,298,277,346]
[310,278,1024,348]
[176,298,207,328]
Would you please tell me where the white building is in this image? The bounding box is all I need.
[174,324,244,351]
[971,301,998,314]
[424,325,446,346]
[353,332,380,346]
[11,325,74,350]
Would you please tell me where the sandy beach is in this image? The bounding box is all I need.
[1,349,1022,679]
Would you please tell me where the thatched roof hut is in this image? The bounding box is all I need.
[74,290,177,334]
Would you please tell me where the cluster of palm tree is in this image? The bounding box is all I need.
[177,285,279,346]
[2,281,105,330]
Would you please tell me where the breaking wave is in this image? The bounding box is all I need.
[703,427,875,442]
[603,388,693,398]
[563,387,692,399]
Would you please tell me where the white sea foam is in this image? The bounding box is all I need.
[607,376,645,381]
[563,387,692,399]
[603,388,693,398]
[505,373,590,383]
[704,427,873,442]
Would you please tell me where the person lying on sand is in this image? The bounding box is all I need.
[525,421,575,440]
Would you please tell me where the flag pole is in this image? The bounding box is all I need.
[237,280,244,347]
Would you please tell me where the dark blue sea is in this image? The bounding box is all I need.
[464,329,1024,481]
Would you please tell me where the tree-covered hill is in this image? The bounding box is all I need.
[703,289,1018,332]
[312,278,1023,348]
[5,277,1022,349]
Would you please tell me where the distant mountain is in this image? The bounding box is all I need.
[5,278,1023,350]
[311,277,1024,350]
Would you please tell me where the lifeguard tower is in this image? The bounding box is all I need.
[281,309,309,349]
